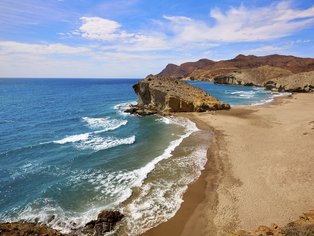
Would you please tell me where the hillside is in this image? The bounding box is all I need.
[157,54,314,92]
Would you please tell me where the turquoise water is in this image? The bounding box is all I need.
[189,81,278,106]
[0,79,281,234]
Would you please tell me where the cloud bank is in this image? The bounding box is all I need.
[1,1,314,77]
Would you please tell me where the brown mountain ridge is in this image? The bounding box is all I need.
[158,54,314,92]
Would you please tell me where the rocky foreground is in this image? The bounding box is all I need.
[229,211,314,236]
[0,222,65,236]
[126,75,230,115]
[0,210,124,236]
[158,54,314,92]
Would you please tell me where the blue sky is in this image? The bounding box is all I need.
[1,0,314,78]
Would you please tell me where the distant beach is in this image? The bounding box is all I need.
[142,93,314,235]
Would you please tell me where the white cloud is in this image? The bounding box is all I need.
[74,16,218,52]
[0,40,177,77]
[2,1,314,77]
[162,16,192,24]
[73,16,172,51]
[72,1,314,54]
[78,17,134,41]
[0,41,90,55]
[243,45,289,55]
[163,1,314,42]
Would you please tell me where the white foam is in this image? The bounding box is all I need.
[122,146,208,235]
[250,91,291,106]
[53,133,89,144]
[113,101,137,111]
[82,117,128,132]
[4,117,201,235]
[113,101,137,116]
[273,92,292,97]
[229,90,255,99]
[76,135,135,151]
[2,198,109,234]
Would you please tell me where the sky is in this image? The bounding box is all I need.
[0,0,314,78]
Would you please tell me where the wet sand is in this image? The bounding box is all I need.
[142,93,314,236]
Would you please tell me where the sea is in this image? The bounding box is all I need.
[0,79,287,235]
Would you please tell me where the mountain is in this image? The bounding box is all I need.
[157,54,314,92]
[158,59,215,78]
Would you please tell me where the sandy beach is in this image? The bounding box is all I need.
[142,93,314,236]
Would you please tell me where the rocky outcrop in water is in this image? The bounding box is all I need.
[126,75,230,115]
[228,210,314,236]
[0,222,65,236]
[81,210,124,236]
[158,54,314,92]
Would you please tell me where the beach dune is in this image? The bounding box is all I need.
[142,93,314,235]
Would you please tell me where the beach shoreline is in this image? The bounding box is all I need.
[142,93,314,236]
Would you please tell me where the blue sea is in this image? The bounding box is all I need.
[0,79,284,235]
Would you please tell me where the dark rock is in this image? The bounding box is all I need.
[83,210,124,236]
[264,81,277,90]
[47,215,55,223]
[0,222,65,236]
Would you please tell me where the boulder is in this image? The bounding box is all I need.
[82,210,124,236]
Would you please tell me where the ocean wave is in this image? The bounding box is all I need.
[155,116,199,131]
[229,90,255,98]
[2,117,200,235]
[76,135,135,151]
[113,101,137,111]
[272,92,292,97]
[0,198,107,234]
[53,133,90,145]
[113,101,137,116]
[250,91,291,106]
[122,145,208,235]
[82,117,128,132]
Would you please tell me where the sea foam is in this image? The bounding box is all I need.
[2,117,203,235]
[82,117,128,132]
[76,135,135,151]
[53,133,90,144]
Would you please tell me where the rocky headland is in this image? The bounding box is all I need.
[126,75,230,115]
[158,54,314,92]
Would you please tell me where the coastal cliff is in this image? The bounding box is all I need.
[126,75,230,115]
[158,54,314,92]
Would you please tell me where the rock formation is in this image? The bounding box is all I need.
[0,222,65,236]
[81,210,124,236]
[126,75,230,115]
[158,54,314,92]
[0,210,124,236]
[264,71,314,92]
[228,210,314,236]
